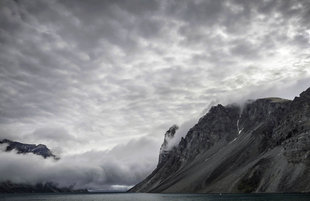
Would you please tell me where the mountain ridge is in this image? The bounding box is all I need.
[0,139,58,159]
[129,87,310,193]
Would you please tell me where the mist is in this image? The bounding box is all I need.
[0,137,159,191]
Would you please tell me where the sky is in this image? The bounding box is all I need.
[0,0,310,191]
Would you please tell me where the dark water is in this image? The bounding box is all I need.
[1,193,310,201]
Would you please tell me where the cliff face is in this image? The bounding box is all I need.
[158,125,178,166]
[129,88,310,193]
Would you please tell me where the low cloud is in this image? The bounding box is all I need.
[167,119,199,150]
[0,136,159,191]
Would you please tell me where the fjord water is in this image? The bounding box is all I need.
[1,193,310,201]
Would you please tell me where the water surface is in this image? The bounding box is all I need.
[1,193,310,201]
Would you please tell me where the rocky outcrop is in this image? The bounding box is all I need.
[0,139,58,159]
[129,87,310,193]
[158,125,178,166]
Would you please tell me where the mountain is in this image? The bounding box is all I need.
[0,181,87,193]
[0,139,87,193]
[0,139,58,159]
[129,87,310,193]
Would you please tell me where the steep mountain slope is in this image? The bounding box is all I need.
[129,87,310,193]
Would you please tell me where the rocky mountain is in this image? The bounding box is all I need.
[129,87,310,193]
[0,139,58,159]
[158,125,178,166]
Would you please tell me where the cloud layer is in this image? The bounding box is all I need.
[0,0,310,190]
[0,136,158,191]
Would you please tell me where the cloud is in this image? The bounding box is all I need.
[0,136,159,190]
[167,118,200,149]
[0,0,309,190]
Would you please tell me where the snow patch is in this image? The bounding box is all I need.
[229,138,237,144]
[237,119,243,135]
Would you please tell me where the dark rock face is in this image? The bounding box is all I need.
[158,125,178,166]
[0,139,58,159]
[129,88,310,193]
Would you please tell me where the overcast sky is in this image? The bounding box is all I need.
[1,0,310,191]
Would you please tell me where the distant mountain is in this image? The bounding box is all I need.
[0,181,87,193]
[0,139,87,193]
[0,139,58,159]
[129,87,310,193]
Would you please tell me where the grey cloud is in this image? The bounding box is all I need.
[176,0,310,62]
[0,0,310,190]
[230,40,261,59]
[31,127,75,142]
[0,136,159,190]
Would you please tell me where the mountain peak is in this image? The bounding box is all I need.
[0,139,58,159]
[166,125,178,138]
[158,125,179,166]
[299,87,310,99]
